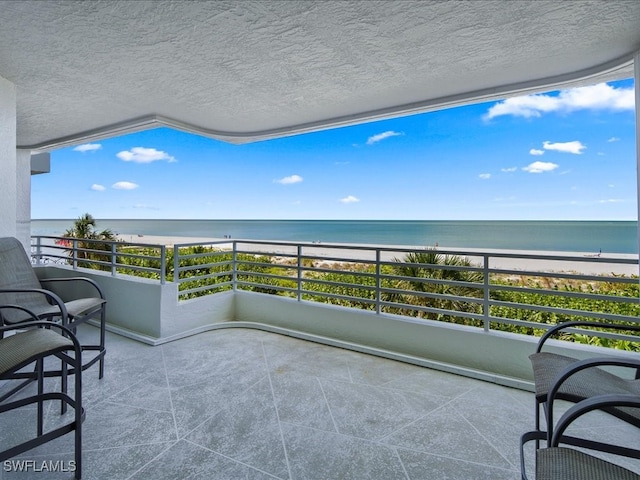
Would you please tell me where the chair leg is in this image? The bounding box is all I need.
[534,398,541,450]
[37,358,44,436]
[73,348,83,479]
[61,357,68,415]
[99,307,106,379]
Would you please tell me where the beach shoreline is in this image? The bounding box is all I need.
[116,234,638,276]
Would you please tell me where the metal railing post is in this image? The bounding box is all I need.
[376,249,382,314]
[35,236,42,265]
[160,245,166,284]
[297,245,303,301]
[483,254,490,332]
[72,239,78,270]
[173,245,179,285]
[232,241,238,291]
[111,242,117,276]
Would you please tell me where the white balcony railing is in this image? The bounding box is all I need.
[31,236,640,347]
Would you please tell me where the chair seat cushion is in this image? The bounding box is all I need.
[0,329,73,375]
[62,297,106,318]
[537,447,640,480]
[10,297,106,321]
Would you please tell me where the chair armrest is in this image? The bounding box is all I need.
[0,288,69,322]
[536,321,640,353]
[39,276,105,299]
[0,308,82,358]
[551,393,640,448]
[546,356,640,440]
[520,430,546,480]
[0,305,78,340]
[0,304,40,327]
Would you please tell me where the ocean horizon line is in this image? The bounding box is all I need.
[32,219,639,254]
[32,218,638,222]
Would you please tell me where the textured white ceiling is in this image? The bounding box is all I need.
[1,0,639,150]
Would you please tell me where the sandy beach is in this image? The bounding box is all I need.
[117,234,638,276]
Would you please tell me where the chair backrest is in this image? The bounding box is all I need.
[0,237,50,323]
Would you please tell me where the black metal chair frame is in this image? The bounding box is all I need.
[0,306,84,479]
[531,321,640,438]
[0,237,107,383]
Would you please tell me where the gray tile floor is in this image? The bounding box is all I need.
[1,325,638,479]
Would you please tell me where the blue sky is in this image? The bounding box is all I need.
[32,79,637,221]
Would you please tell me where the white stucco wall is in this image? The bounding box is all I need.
[0,75,17,241]
[35,266,235,342]
[159,288,235,340]
[16,149,31,249]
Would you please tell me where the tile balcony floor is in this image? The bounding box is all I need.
[1,325,638,479]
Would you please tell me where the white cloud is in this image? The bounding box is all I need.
[483,82,634,120]
[560,83,634,110]
[599,198,624,204]
[479,173,491,179]
[607,137,620,142]
[366,130,403,145]
[274,174,303,185]
[91,184,106,191]
[73,143,102,153]
[542,140,586,154]
[485,95,557,119]
[116,147,176,163]
[340,195,360,204]
[501,167,517,172]
[529,148,545,156]
[522,161,559,174]
[112,181,139,190]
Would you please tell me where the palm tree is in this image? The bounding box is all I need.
[383,249,484,324]
[61,213,118,267]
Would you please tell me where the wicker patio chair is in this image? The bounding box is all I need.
[529,321,640,440]
[0,237,106,387]
[0,306,84,480]
[520,393,640,480]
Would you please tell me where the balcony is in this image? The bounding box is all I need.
[1,237,639,478]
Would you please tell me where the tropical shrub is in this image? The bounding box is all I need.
[59,213,119,269]
[381,250,485,326]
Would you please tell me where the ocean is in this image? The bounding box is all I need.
[30,219,638,254]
